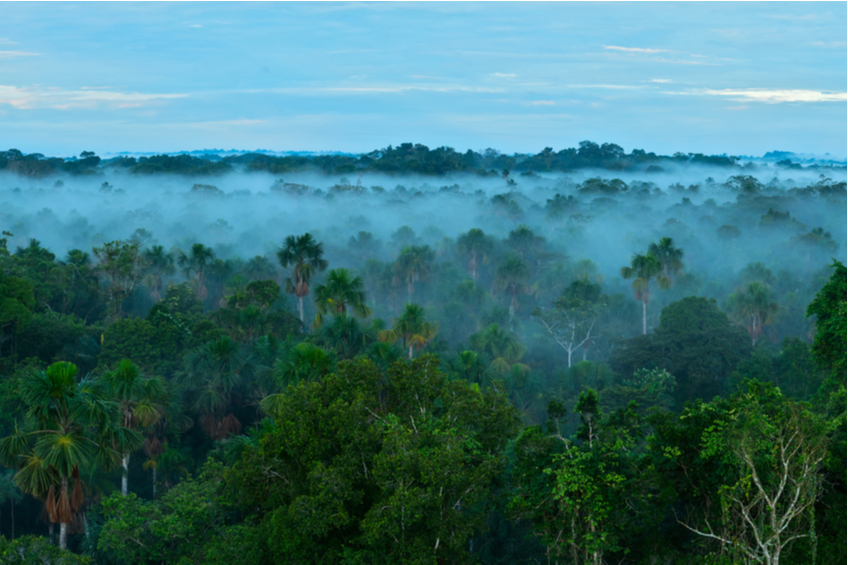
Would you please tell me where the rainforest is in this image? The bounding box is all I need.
[0,143,845,564]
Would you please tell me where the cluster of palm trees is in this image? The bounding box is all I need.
[620,237,685,335]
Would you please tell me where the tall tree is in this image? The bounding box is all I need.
[312,268,372,329]
[142,245,175,303]
[456,228,493,283]
[176,243,216,301]
[379,303,439,359]
[276,233,328,324]
[468,323,527,374]
[647,237,684,282]
[492,252,530,321]
[534,276,608,367]
[620,252,670,335]
[727,281,779,346]
[102,359,167,496]
[0,362,140,550]
[93,240,149,321]
[391,245,434,299]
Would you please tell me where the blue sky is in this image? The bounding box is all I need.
[1,2,845,157]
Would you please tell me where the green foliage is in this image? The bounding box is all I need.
[0,535,91,564]
[226,355,520,563]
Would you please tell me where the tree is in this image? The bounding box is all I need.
[468,323,527,374]
[379,303,439,359]
[727,281,780,346]
[276,233,328,324]
[492,252,530,322]
[227,356,520,563]
[620,252,670,335]
[102,360,167,496]
[92,240,149,321]
[141,245,175,303]
[0,362,140,550]
[675,383,831,565]
[391,245,434,299]
[647,237,684,282]
[312,268,372,329]
[533,276,608,368]
[806,260,847,377]
[456,228,493,283]
[178,337,252,440]
[176,243,216,301]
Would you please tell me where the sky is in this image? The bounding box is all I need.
[0,2,845,158]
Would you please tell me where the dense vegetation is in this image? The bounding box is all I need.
[0,145,845,564]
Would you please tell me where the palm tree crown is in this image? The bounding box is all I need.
[379,303,439,359]
[276,233,328,324]
[312,268,373,329]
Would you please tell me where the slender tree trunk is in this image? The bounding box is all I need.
[59,521,67,550]
[298,296,304,323]
[49,522,54,545]
[408,345,414,360]
[152,467,157,499]
[567,349,573,368]
[122,453,130,495]
[582,347,588,362]
[642,299,648,335]
[509,294,516,321]
[10,498,13,539]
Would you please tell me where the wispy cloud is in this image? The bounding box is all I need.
[0,50,40,59]
[0,38,18,45]
[529,100,556,106]
[811,40,847,48]
[491,72,516,78]
[650,79,673,83]
[0,85,187,109]
[770,14,818,21]
[568,84,644,90]
[604,45,669,54]
[673,88,847,103]
[244,84,504,95]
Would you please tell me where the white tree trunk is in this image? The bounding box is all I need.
[642,299,648,335]
[122,453,129,496]
[298,296,304,323]
[59,522,68,550]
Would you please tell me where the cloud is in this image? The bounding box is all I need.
[0,50,39,59]
[244,84,504,95]
[491,72,516,78]
[770,14,818,21]
[603,45,669,54]
[649,79,672,83]
[529,100,555,106]
[568,84,644,90]
[0,85,187,109]
[0,38,19,45]
[671,88,847,103]
[189,24,203,28]
[811,40,847,48]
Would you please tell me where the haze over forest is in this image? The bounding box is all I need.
[0,139,845,563]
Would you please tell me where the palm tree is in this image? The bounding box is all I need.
[492,253,531,321]
[260,343,336,414]
[0,362,140,550]
[102,359,167,496]
[312,268,373,329]
[392,245,434,299]
[177,243,216,300]
[317,315,379,359]
[620,252,670,335]
[456,228,493,283]
[179,337,252,440]
[647,237,685,282]
[243,255,276,282]
[727,281,779,346]
[468,323,528,374]
[276,233,328,324]
[379,303,439,359]
[142,245,175,302]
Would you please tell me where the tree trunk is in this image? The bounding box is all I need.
[122,453,130,495]
[298,296,304,323]
[567,348,573,368]
[49,522,54,545]
[10,498,13,539]
[59,521,67,550]
[509,294,516,321]
[152,467,157,499]
[408,345,414,360]
[642,299,647,335]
